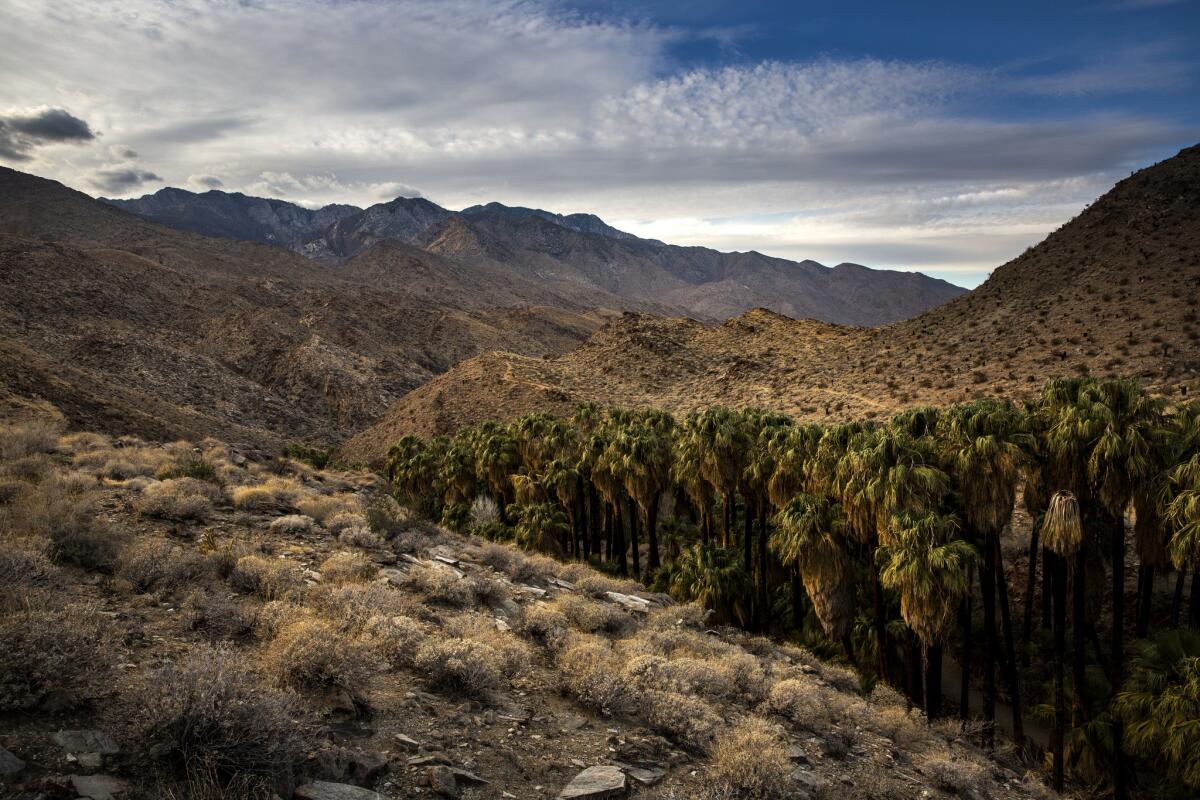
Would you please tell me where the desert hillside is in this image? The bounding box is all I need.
[341,144,1200,465]
[0,423,1048,800]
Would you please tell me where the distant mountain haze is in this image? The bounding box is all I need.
[105,186,966,327]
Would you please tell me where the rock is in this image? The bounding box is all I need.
[393,734,420,752]
[549,578,575,591]
[433,555,461,567]
[791,768,826,796]
[408,752,452,767]
[449,767,488,786]
[378,568,405,586]
[76,752,104,770]
[69,775,129,800]
[347,750,388,786]
[53,730,120,755]
[518,585,548,599]
[603,592,650,614]
[427,765,459,798]
[624,766,665,787]
[294,781,383,800]
[558,765,627,799]
[786,744,810,764]
[0,744,24,776]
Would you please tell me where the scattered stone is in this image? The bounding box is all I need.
[76,752,104,770]
[408,752,452,767]
[393,734,420,752]
[0,744,25,776]
[53,731,119,756]
[347,750,388,786]
[624,766,665,787]
[294,781,383,800]
[791,768,825,796]
[558,765,627,799]
[427,766,459,798]
[550,578,575,591]
[786,744,810,764]
[450,767,488,786]
[603,592,649,614]
[69,774,129,800]
[378,568,405,586]
[518,585,548,599]
[433,555,461,567]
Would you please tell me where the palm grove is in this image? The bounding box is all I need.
[385,377,1200,798]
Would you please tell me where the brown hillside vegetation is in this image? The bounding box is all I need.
[0,423,1050,800]
[341,144,1200,465]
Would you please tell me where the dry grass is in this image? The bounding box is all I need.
[413,637,504,697]
[0,475,124,570]
[262,618,372,694]
[117,538,208,593]
[230,555,302,601]
[364,614,428,668]
[0,536,60,609]
[127,645,309,795]
[230,478,305,512]
[551,593,632,635]
[916,752,990,795]
[317,551,376,585]
[325,510,368,534]
[296,494,359,524]
[642,688,722,751]
[447,612,532,678]
[0,602,113,710]
[137,478,220,521]
[184,590,258,641]
[268,514,316,535]
[0,419,61,460]
[306,581,427,629]
[556,635,633,715]
[337,525,384,549]
[402,562,475,607]
[702,716,793,799]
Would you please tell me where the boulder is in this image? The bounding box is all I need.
[624,766,665,787]
[53,731,120,756]
[558,765,627,799]
[427,765,459,798]
[393,733,420,752]
[347,750,388,786]
[69,775,129,800]
[294,782,383,800]
[0,744,24,776]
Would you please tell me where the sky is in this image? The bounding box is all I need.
[1,1,1197,287]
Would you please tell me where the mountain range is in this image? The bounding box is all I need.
[105,187,966,326]
[339,144,1200,464]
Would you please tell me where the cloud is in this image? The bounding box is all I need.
[0,108,95,161]
[90,167,163,193]
[108,145,139,159]
[187,174,224,189]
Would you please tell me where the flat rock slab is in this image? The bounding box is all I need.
[69,775,129,800]
[54,731,120,755]
[624,766,665,787]
[0,744,24,776]
[603,592,650,613]
[295,782,383,800]
[558,765,627,799]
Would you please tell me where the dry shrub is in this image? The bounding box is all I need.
[477,541,558,584]
[318,551,376,585]
[338,526,383,549]
[916,752,989,795]
[230,555,302,600]
[447,612,532,678]
[0,477,124,570]
[703,717,793,800]
[521,603,570,650]
[363,494,408,539]
[296,494,356,524]
[557,636,633,715]
[414,637,503,697]
[645,602,708,630]
[268,514,316,535]
[117,539,208,592]
[157,760,275,800]
[1,453,55,482]
[137,478,219,521]
[765,678,829,730]
[262,618,372,694]
[128,645,309,795]
[0,603,113,710]
[364,614,428,667]
[100,450,166,480]
[230,479,304,512]
[307,581,425,629]
[0,418,61,460]
[573,572,642,598]
[403,562,474,606]
[624,655,733,702]
[715,651,770,704]
[185,591,258,641]
[254,600,316,640]
[642,689,721,751]
[58,431,110,454]
[552,593,632,635]
[326,510,368,534]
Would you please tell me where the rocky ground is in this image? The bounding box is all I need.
[0,424,1053,800]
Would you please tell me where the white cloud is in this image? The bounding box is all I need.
[0,0,1192,285]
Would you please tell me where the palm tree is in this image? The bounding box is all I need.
[741,410,794,630]
[1168,451,1200,629]
[772,493,857,661]
[878,509,977,720]
[387,434,445,516]
[472,423,520,522]
[681,407,750,546]
[939,399,1030,749]
[1043,490,1084,793]
[612,412,675,574]
[543,457,582,556]
[669,542,752,626]
[513,503,568,556]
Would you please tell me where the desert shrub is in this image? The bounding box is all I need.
[0,418,61,460]
[474,520,514,542]
[0,479,23,504]
[0,537,60,608]
[477,542,558,584]
[307,581,423,629]
[403,562,474,606]
[363,495,408,539]
[521,603,571,650]
[318,551,376,585]
[184,591,258,641]
[230,555,302,600]
[338,525,383,549]
[645,602,708,631]
[325,509,367,534]
[553,593,632,635]
[128,645,309,794]
[557,636,634,715]
[3,477,125,570]
[101,453,162,480]
[625,655,733,702]
[253,600,316,640]
[916,752,989,795]
[448,613,531,678]
[1,453,55,482]
[296,495,355,524]
[642,689,721,751]
[0,603,112,710]
[117,539,207,592]
[574,572,641,598]
[413,637,503,697]
[438,502,469,532]
[715,651,771,704]
[156,760,275,800]
[364,614,427,667]
[59,431,110,454]
[469,495,500,527]
[268,514,316,535]
[137,478,219,521]
[702,717,792,799]
[230,479,304,512]
[262,618,372,694]
[159,453,221,484]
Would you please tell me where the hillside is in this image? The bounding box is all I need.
[109,187,966,326]
[341,143,1200,465]
[0,168,610,447]
[0,425,1050,800]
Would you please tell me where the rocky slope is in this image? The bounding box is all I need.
[341,144,1200,465]
[108,188,966,326]
[0,426,1051,800]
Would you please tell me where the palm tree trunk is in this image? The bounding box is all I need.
[960,565,974,724]
[722,493,733,546]
[926,642,943,720]
[981,531,997,751]
[603,503,613,563]
[1171,564,1187,628]
[1021,525,1040,667]
[757,499,770,633]
[613,503,628,577]
[791,568,804,629]
[921,642,932,722]
[1135,564,1153,638]
[627,498,641,579]
[906,630,923,709]
[1042,544,1053,630]
[1190,564,1200,630]
[743,495,754,574]
[647,494,660,572]
[1072,547,1087,728]
[994,536,1024,749]
[871,560,892,686]
[1051,551,1067,793]
[1111,514,1127,800]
